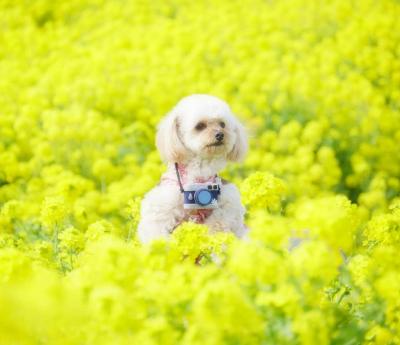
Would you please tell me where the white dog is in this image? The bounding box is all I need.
[137,94,248,243]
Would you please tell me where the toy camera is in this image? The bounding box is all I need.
[183,182,221,209]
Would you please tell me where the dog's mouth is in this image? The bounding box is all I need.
[206,142,224,147]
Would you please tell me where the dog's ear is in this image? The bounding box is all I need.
[156,111,187,163]
[227,117,248,162]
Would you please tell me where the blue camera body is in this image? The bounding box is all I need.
[183,182,221,209]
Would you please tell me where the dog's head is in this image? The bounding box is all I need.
[156,94,248,164]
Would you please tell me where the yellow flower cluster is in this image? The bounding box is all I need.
[1,0,400,343]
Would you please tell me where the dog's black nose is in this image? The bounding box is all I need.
[215,132,224,142]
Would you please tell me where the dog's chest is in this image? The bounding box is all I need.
[160,166,223,225]
[182,209,213,224]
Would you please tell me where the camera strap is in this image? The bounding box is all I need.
[174,162,219,194]
[174,162,185,193]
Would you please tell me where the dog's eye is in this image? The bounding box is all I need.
[219,121,225,128]
[195,122,206,131]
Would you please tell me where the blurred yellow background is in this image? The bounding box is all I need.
[0,0,399,344]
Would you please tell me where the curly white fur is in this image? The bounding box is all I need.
[137,94,248,243]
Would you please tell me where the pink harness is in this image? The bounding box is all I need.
[160,164,216,224]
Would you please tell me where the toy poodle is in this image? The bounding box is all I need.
[137,94,248,243]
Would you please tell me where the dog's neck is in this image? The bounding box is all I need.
[168,157,226,183]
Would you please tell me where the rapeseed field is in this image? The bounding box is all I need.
[1,0,400,344]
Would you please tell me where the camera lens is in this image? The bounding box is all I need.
[195,189,213,206]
